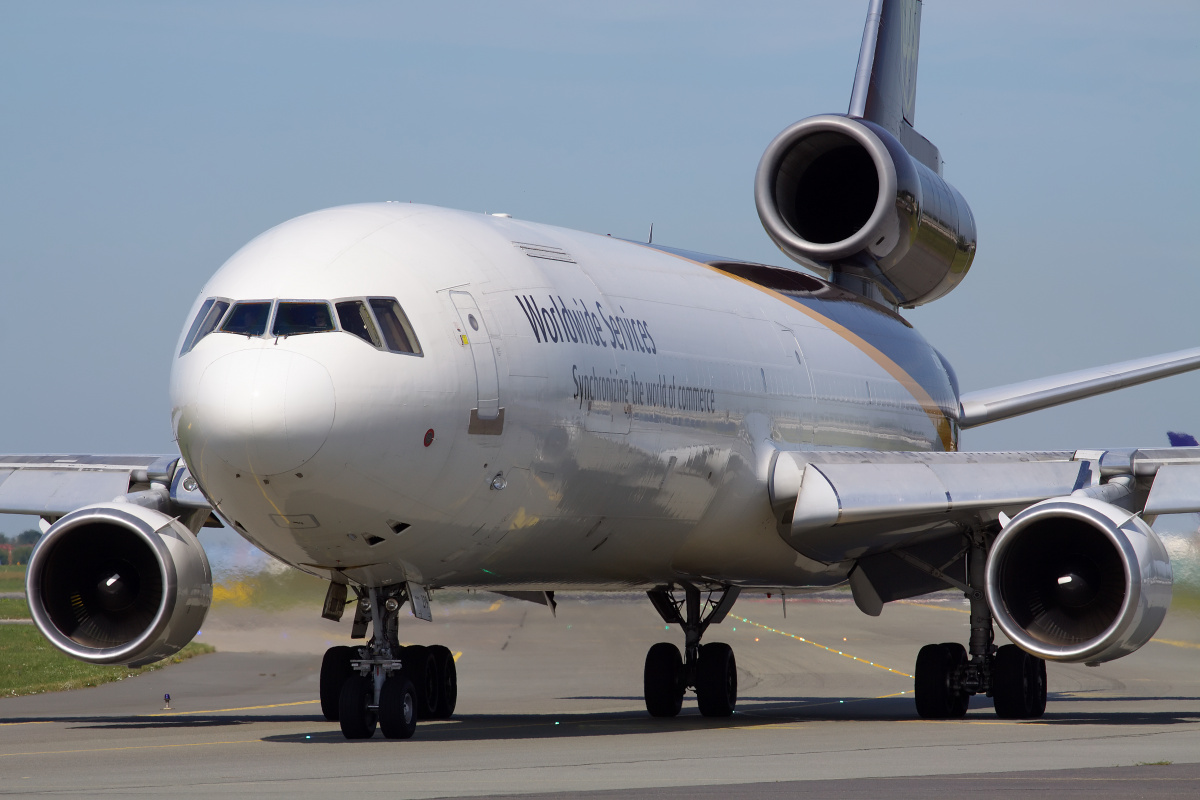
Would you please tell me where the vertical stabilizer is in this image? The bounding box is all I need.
[848,0,940,173]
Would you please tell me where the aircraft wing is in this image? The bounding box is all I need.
[957,346,1200,428]
[0,454,210,521]
[768,446,1200,613]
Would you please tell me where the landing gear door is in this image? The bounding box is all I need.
[450,291,501,421]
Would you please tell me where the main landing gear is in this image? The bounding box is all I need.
[913,533,1047,720]
[643,582,741,718]
[318,585,458,739]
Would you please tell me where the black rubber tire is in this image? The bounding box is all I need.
[643,642,684,718]
[939,642,970,718]
[402,645,439,721]
[695,642,737,718]
[914,643,969,719]
[379,676,418,739]
[338,674,377,739]
[429,645,458,719]
[992,644,1047,719]
[319,646,354,722]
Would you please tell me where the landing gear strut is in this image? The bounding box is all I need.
[317,584,459,739]
[913,532,1047,720]
[643,582,740,718]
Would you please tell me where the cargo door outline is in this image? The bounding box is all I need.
[450,291,502,432]
[777,323,816,445]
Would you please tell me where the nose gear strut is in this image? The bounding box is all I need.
[318,583,459,739]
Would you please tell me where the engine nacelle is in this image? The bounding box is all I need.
[985,497,1172,664]
[754,114,976,307]
[26,503,212,667]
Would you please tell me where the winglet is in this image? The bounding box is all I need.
[848,0,941,173]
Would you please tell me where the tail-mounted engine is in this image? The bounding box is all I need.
[26,503,213,667]
[754,114,976,308]
[985,496,1172,664]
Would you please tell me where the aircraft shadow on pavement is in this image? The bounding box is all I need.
[5,692,1197,741]
[0,713,325,731]
[254,693,1200,745]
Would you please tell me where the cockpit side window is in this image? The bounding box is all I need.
[335,300,384,348]
[180,297,230,356]
[220,302,272,336]
[369,298,422,355]
[273,301,335,337]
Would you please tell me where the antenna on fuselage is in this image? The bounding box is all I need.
[647,223,654,244]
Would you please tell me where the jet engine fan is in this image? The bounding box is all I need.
[754,114,976,307]
[26,503,212,667]
[985,496,1171,664]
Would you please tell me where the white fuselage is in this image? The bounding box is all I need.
[170,203,958,591]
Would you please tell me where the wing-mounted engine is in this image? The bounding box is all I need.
[26,503,213,667]
[754,114,975,308]
[986,496,1172,665]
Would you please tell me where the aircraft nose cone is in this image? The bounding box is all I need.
[192,348,335,475]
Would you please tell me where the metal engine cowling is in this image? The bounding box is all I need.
[754,114,976,307]
[26,503,212,667]
[985,496,1171,664]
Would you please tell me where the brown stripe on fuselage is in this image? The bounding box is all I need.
[645,248,956,451]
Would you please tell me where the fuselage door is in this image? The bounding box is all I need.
[450,291,501,420]
[777,324,816,445]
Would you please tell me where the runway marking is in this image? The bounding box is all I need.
[0,739,262,758]
[737,617,914,678]
[0,721,51,727]
[1150,638,1200,650]
[899,601,968,614]
[148,700,318,717]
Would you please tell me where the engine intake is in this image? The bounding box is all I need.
[754,114,976,307]
[985,497,1171,664]
[26,503,212,667]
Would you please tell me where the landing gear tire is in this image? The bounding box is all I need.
[644,642,684,718]
[338,674,378,739]
[992,644,1047,719]
[402,645,440,721]
[379,676,418,739]
[695,642,737,717]
[429,644,458,719]
[915,642,969,719]
[320,646,354,722]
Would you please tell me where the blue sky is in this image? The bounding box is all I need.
[1,1,1198,535]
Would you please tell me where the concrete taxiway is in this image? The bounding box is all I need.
[2,591,1199,798]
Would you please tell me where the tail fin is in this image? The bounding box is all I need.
[848,0,941,173]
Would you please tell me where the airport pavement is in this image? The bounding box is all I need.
[2,591,1199,797]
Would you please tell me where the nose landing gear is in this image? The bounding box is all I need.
[643,583,740,718]
[317,584,458,740]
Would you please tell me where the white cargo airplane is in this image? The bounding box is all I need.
[5,0,1200,740]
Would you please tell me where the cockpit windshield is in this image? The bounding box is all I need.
[273,302,335,336]
[179,295,422,356]
[336,301,384,348]
[180,298,230,355]
[220,302,272,336]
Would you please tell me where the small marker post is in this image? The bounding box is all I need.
[162,693,172,711]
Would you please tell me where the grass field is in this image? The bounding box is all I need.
[0,565,25,594]
[213,566,327,610]
[0,625,214,698]
[0,597,30,619]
